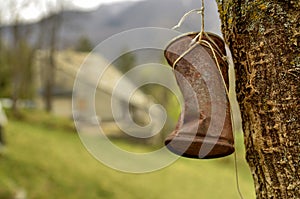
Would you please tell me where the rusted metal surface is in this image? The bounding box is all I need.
[164,32,235,159]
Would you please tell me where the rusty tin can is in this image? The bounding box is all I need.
[164,32,234,159]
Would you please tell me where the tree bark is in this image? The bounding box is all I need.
[216,1,300,198]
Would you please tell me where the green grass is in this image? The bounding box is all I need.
[0,113,255,199]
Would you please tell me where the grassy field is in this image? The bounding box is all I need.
[0,112,255,199]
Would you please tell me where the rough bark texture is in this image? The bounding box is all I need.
[216,1,300,198]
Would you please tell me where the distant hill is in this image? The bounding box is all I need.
[0,0,222,49]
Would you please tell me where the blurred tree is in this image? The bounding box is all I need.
[0,0,63,115]
[0,40,11,98]
[0,1,39,116]
[75,36,93,52]
[216,1,299,198]
[44,13,61,112]
[38,0,63,112]
[141,83,180,145]
[9,37,36,100]
[114,49,136,73]
[10,27,36,115]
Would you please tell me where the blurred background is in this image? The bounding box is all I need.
[0,0,255,198]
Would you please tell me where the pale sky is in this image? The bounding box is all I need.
[0,0,142,24]
[70,0,142,9]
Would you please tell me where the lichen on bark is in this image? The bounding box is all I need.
[216,0,300,198]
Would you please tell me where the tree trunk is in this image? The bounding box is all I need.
[216,1,299,198]
[11,24,21,116]
[44,14,61,112]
